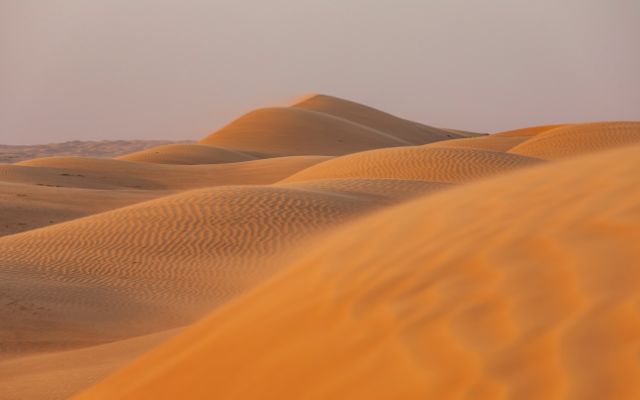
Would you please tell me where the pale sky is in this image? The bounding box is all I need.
[1,0,639,145]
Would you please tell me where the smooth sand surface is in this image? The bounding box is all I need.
[199,95,469,156]
[1,95,638,400]
[76,143,640,400]
[117,143,257,165]
[283,146,542,183]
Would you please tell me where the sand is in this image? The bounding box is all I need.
[117,143,258,165]
[1,95,638,400]
[76,142,640,400]
[283,146,542,183]
[0,140,186,164]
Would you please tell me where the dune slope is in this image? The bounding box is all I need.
[509,122,640,159]
[116,143,257,165]
[2,155,328,190]
[0,178,448,355]
[284,146,542,183]
[292,94,468,143]
[78,143,640,400]
[0,182,160,237]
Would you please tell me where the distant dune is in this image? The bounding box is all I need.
[0,140,190,164]
[0,95,638,400]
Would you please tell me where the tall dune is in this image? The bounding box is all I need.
[292,94,471,142]
[283,146,542,183]
[199,95,467,156]
[509,121,640,159]
[76,143,640,400]
[116,143,257,165]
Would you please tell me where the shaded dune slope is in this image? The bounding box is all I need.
[283,146,542,183]
[78,144,640,400]
[2,155,328,190]
[0,178,448,355]
[116,143,257,165]
[509,122,640,159]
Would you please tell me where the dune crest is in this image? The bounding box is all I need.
[509,122,640,159]
[283,146,542,183]
[76,143,640,400]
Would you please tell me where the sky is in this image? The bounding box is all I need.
[1,0,639,145]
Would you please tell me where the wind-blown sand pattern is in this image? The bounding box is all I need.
[509,122,640,159]
[0,95,638,400]
[76,143,640,400]
[283,146,542,183]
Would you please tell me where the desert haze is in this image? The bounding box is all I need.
[0,95,639,399]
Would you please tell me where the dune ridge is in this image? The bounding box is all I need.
[283,146,542,183]
[509,121,640,159]
[76,143,640,400]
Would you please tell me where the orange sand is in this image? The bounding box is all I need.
[0,95,638,400]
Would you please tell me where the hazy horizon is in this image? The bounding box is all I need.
[2,0,639,145]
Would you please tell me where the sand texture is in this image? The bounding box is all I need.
[1,95,638,400]
[76,143,640,400]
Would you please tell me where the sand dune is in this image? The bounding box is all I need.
[1,155,328,190]
[284,145,542,183]
[509,122,640,159]
[77,143,640,400]
[0,178,446,356]
[292,94,473,142]
[0,182,160,236]
[117,143,257,165]
[0,140,186,164]
[2,94,639,400]
[199,96,466,156]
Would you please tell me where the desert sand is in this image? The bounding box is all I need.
[0,95,638,400]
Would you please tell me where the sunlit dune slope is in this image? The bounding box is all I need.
[77,143,640,400]
[493,124,570,137]
[292,94,470,142]
[283,146,542,183]
[199,95,466,156]
[2,155,328,190]
[509,121,640,159]
[0,182,160,236]
[116,143,257,165]
[0,330,177,400]
[0,178,447,354]
[428,135,529,152]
